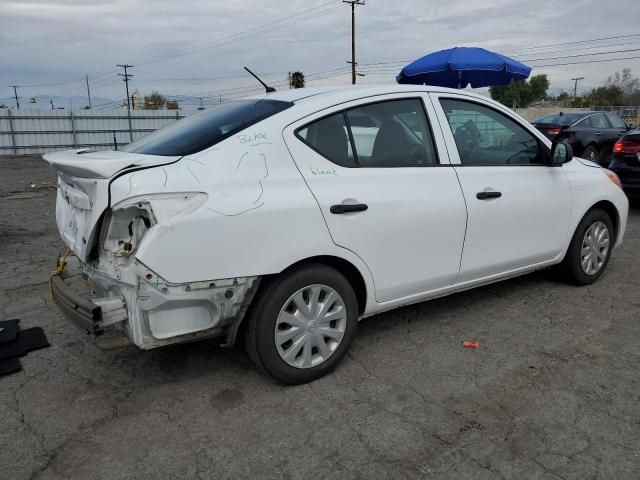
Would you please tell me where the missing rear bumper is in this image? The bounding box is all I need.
[50,275,104,335]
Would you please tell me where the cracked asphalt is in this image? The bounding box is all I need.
[1,155,639,480]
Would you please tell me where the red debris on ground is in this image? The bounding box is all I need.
[462,340,480,348]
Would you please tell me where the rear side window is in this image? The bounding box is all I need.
[534,113,586,126]
[589,114,610,129]
[296,113,355,167]
[296,98,438,168]
[122,99,292,156]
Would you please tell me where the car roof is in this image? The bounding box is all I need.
[246,84,488,104]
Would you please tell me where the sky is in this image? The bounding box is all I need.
[1,0,639,110]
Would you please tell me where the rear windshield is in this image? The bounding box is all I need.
[122,99,292,156]
[533,113,588,126]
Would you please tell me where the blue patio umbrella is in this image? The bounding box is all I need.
[396,47,531,88]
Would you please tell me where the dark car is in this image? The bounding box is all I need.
[531,111,632,166]
[609,128,640,198]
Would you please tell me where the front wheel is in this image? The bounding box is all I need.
[558,209,614,285]
[582,145,608,166]
[244,265,358,384]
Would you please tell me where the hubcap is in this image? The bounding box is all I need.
[585,149,597,162]
[581,221,610,275]
[274,284,347,369]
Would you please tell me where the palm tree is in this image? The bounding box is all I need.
[290,71,305,89]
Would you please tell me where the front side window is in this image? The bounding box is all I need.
[440,98,544,166]
[606,113,627,129]
[122,99,292,156]
[296,98,438,168]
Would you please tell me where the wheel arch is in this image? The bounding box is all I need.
[229,254,369,348]
[588,200,620,243]
[278,255,368,316]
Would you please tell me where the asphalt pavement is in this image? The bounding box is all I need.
[1,155,639,479]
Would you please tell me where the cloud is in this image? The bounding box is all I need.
[0,0,638,106]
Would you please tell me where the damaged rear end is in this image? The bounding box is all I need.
[45,149,259,349]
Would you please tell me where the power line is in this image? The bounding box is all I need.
[520,47,640,63]
[530,55,640,68]
[499,33,640,54]
[134,2,345,67]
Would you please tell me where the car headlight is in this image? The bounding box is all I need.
[102,193,207,255]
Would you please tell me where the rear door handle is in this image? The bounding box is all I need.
[595,132,602,135]
[476,191,502,200]
[330,203,368,214]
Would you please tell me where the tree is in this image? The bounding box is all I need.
[290,71,305,89]
[143,90,166,110]
[606,68,640,95]
[166,99,180,110]
[489,74,550,108]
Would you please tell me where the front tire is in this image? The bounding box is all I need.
[244,265,358,384]
[582,145,607,166]
[559,208,614,285]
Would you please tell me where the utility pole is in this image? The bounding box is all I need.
[343,0,365,85]
[571,77,584,98]
[131,94,135,110]
[117,64,134,109]
[50,99,54,110]
[9,85,20,109]
[85,74,92,109]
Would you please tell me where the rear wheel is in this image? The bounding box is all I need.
[558,208,614,285]
[244,265,358,384]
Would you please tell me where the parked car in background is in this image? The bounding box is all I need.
[531,111,632,166]
[45,85,628,384]
[609,128,640,198]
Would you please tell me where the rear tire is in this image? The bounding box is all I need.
[244,264,358,384]
[558,208,614,285]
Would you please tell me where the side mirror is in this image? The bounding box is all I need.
[550,141,573,166]
[627,123,636,130]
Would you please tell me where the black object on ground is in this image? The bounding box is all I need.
[0,319,50,377]
[0,319,19,343]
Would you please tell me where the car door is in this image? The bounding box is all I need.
[589,113,619,155]
[284,95,468,303]
[430,93,571,283]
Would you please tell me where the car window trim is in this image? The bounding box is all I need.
[341,111,361,166]
[437,96,552,167]
[294,96,443,168]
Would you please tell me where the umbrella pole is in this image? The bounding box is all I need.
[458,70,462,89]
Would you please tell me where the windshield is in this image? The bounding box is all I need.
[533,113,588,126]
[122,99,292,156]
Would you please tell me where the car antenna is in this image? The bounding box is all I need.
[244,66,276,93]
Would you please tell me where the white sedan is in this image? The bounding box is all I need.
[45,85,629,384]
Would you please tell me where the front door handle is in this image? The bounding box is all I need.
[330,203,368,214]
[476,191,502,200]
